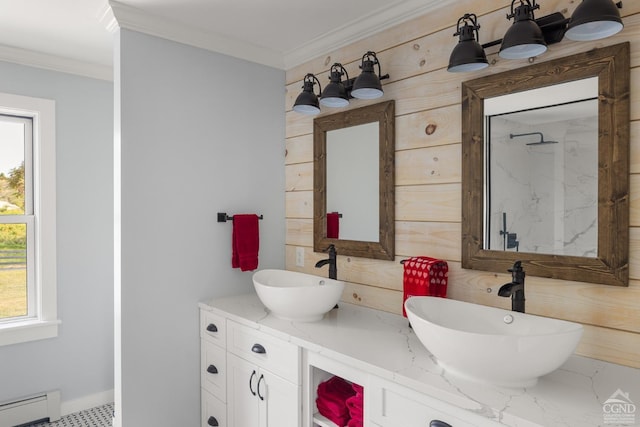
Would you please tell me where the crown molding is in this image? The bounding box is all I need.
[107,0,285,69]
[0,44,112,81]
[282,0,444,70]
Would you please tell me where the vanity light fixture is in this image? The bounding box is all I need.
[293,73,322,115]
[292,51,390,114]
[499,0,547,59]
[447,14,489,72]
[447,0,623,72]
[565,0,624,41]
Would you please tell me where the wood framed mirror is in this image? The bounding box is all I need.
[462,43,630,286]
[314,100,395,260]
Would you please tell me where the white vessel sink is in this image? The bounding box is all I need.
[252,269,345,322]
[405,296,584,387]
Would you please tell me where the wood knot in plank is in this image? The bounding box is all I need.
[425,124,437,135]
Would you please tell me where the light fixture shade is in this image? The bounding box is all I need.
[320,65,350,107]
[351,63,383,99]
[293,75,321,115]
[320,82,349,107]
[448,20,489,73]
[351,51,389,99]
[500,1,547,59]
[565,0,623,41]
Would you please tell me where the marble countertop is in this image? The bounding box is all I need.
[200,293,640,427]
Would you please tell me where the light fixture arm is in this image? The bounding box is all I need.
[328,63,350,85]
[303,73,322,96]
[455,13,481,42]
[507,0,539,21]
[360,51,390,82]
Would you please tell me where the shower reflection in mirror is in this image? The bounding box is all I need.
[484,77,598,257]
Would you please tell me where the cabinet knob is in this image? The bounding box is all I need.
[207,364,218,374]
[430,421,452,427]
[251,343,266,354]
[206,323,218,333]
[207,416,219,426]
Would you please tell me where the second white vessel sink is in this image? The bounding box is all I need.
[405,296,584,387]
[253,269,344,322]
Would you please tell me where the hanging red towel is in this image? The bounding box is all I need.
[402,256,448,317]
[231,214,260,271]
[327,212,340,239]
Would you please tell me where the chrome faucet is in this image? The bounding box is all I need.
[315,244,337,280]
[498,261,525,313]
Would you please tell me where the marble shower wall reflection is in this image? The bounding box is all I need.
[487,103,598,257]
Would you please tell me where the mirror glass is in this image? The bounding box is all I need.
[462,43,630,286]
[485,78,598,257]
[314,100,395,260]
[326,122,380,242]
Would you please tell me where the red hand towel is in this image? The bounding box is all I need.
[327,212,340,239]
[402,256,448,316]
[347,417,363,427]
[231,214,259,271]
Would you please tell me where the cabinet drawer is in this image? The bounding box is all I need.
[201,339,226,401]
[369,377,501,427]
[226,320,300,384]
[201,309,226,345]
[202,389,226,427]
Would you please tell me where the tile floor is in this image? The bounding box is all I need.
[29,403,113,427]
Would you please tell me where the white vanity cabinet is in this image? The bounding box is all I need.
[201,294,636,427]
[225,320,301,427]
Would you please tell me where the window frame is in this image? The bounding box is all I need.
[0,92,58,346]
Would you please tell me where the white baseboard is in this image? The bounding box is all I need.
[61,389,114,416]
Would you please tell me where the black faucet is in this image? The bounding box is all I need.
[498,260,525,313]
[315,244,337,280]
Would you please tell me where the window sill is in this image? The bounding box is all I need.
[0,318,61,346]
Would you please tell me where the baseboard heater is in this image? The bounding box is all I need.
[0,391,60,427]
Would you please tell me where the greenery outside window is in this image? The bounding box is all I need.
[0,92,58,346]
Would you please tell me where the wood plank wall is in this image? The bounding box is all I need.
[284,0,640,368]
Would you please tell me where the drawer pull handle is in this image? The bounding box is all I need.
[251,343,266,354]
[206,323,218,333]
[430,421,452,427]
[207,364,218,374]
[257,374,265,401]
[207,416,219,426]
[249,369,257,396]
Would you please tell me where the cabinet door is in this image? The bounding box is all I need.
[227,353,260,427]
[260,369,300,427]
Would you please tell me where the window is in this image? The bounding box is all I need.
[0,92,58,346]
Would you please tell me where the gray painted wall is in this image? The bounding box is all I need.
[115,29,285,426]
[0,62,114,403]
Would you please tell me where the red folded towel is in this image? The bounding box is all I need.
[402,256,448,316]
[347,417,363,427]
[316,376,356,426]
[327,212,340,239]
[231,214,259,271]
